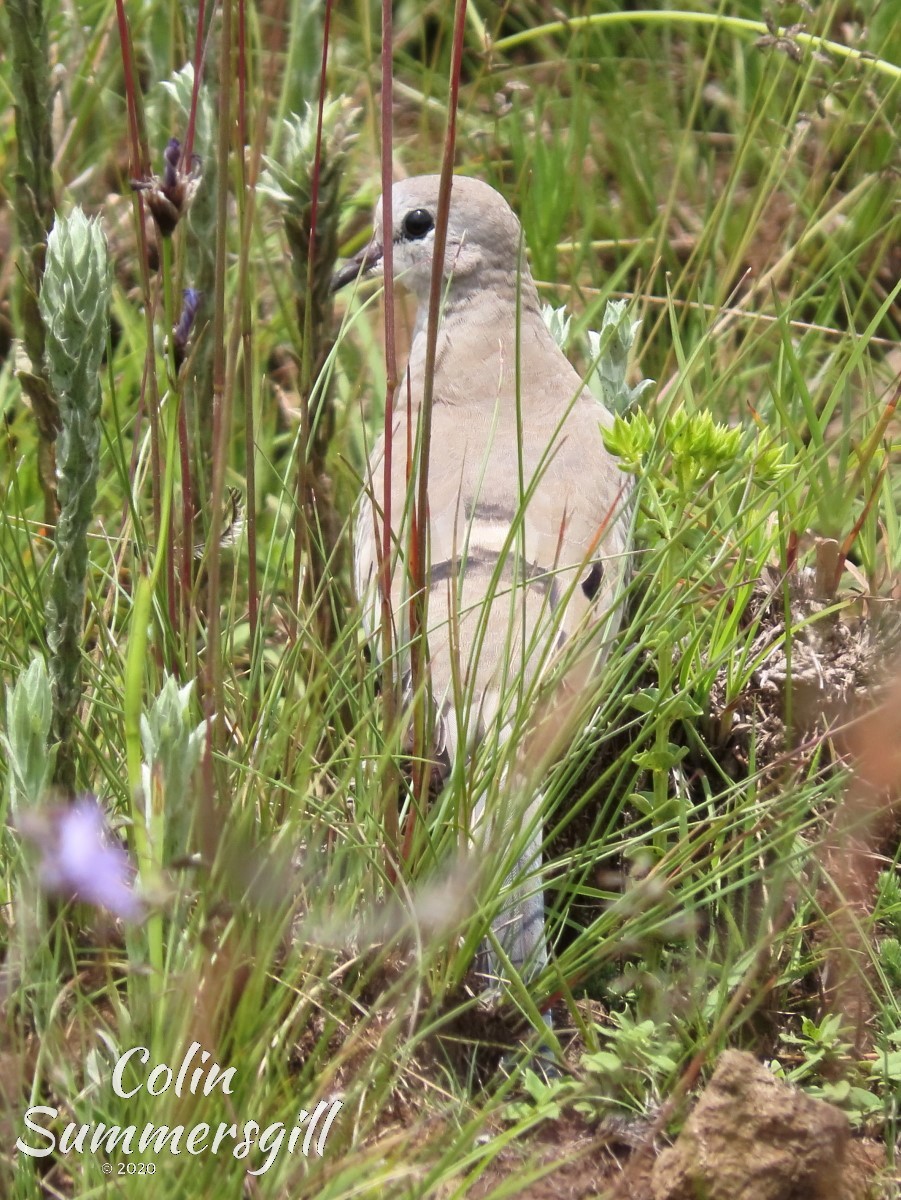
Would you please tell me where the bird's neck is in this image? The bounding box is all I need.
[414,260,543,326]
[405,270,549,397]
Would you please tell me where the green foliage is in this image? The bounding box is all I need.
[879,938,901,993]
[811,1079,886,1124]
[502,1013,681,1124]
[577,1011,680,1116]
[6,0,58,515]
[540,303,572,351]
[502,1066,571,1124]
[543,298,653,416]
[260,100,357,348]
[155,64,214,162]
[604,407,786,501]
[2,656,53,812]
[40,209,111,403]
[772,1016,901,1127]
[584,299,655,417]
[140,674,206,862]
[780,1013,853,1081]
[39,208,111,788]
[876,870,901,936]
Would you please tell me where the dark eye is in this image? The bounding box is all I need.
[401,208,435,240]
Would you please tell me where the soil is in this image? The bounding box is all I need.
[464,1052,890,1200]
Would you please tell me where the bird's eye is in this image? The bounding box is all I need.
[401,208,435,240]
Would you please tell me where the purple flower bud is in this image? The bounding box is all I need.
[131,138,202,238]
[173,286,203,350]
[162,138,182,190]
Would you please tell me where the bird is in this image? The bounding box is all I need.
[332,174,632,994]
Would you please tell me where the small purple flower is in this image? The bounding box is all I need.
[172,288,203,367]
[20,797,144,922]
[132,137,202,238]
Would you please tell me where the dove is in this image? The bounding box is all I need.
[333,174,631,992]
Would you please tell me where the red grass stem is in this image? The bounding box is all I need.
[376,0,400,875]
[408,0,468,822]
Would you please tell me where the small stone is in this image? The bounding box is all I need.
[651,1050,853,1200]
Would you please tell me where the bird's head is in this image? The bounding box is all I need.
[331,175,528,300]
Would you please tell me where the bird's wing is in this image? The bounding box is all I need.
[418,389,632,747]
[354,378,631,757]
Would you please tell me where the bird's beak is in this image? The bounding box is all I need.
[330,239,384,293]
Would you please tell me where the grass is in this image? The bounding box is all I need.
[1,0,900,1196]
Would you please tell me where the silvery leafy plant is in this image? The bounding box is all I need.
[259,98,357,344]
[542,297,654,416]
[39,208,111,789]
[140,674,207,862]
[585,298,655,416]
[2,657,53,813]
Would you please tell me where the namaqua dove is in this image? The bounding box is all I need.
[333,175,631,990]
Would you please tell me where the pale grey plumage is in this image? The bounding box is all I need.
[335,174,631,986]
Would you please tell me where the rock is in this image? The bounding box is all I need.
[651,1049,860,1200]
